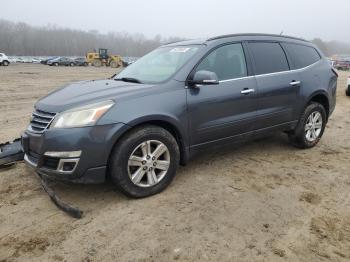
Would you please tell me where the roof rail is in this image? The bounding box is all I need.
[207,33,307,42]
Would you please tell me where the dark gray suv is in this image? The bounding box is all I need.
[22,34,337,197]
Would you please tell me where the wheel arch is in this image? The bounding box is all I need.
[305,91,330,119]
[109,116,189,168]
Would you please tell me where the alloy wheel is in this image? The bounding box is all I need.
[127,140,170,187]
[305,111,323,142]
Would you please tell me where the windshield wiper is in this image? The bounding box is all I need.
[114,77,143,84]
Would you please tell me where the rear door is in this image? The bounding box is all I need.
[247,42,300,129]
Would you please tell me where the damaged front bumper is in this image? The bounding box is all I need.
[0,139,83,218]
[21,122,128,183]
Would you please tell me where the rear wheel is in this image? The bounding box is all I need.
[289,102,327,149]
[70,62,74,66]
[54,62,59,66]
[109,125,180,198]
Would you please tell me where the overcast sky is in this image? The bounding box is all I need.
[2,0,350,42]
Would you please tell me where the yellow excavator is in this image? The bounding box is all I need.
[86,48,123,68]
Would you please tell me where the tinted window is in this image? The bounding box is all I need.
[249,42,289,75]
[116,45,199,83]
[196,43,247,81]
[283,43,321,69]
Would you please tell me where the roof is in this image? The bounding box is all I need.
[207,33,307,42]
[163,33,309,47]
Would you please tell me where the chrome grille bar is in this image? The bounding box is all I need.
[28,109,56,133]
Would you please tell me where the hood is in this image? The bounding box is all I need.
[36,79,155,113]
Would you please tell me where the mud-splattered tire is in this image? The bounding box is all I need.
[289,102,327,149]
[109,125,180,198]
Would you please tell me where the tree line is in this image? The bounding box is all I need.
[0,19,183,57]
[311,38,350,57]
[0,19,349,57]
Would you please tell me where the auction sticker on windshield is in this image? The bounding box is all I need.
[170,47,191,53]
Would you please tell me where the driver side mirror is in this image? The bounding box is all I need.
[188,70,219,87]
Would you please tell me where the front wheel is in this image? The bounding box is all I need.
[109,125,180,198]
[2,60,9,66]
[346,87,350,96]
[110,61,119,68]
[92,59,102,67]
[289,102,327,149]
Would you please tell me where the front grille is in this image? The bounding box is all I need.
[28,109,56,133]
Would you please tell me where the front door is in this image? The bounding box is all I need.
[186,43,258,147]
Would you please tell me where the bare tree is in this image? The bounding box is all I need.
[0,19,186,56]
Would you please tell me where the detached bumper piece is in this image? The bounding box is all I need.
[38,173,83,219]
[0,139,24,168]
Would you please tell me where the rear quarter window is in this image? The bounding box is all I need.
[248,42,289,75]
[283,43,321,69]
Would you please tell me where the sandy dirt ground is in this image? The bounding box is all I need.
[0,64,349,262]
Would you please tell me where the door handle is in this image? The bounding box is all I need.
[290,80,301,86]
[241,88,255,95]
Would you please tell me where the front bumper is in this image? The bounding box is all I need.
[22,122,129,183]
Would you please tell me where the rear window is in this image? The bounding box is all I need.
[248,42,289,75]
[283,43,321,69]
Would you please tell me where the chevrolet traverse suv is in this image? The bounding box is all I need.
[22,34,337,197]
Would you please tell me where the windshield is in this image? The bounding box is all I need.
[115,45,200,84]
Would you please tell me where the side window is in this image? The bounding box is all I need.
[248,42,289,75]
[196,43,247,81]
[283,43,321,69]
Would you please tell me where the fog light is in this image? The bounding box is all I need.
[57,158,79,173]
[62,162,76,172]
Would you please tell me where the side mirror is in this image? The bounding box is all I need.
[189,70,219,87]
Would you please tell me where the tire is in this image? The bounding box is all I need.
[54,62,58,66]
[83,62,88,67]
[92,59,102,67]
[70,63,74,66]
[109,125,180,198]
[2,60,9,66]
[346,87,350,96]
[110,61,118,68]
[289,102,327,149]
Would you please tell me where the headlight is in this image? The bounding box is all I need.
[51,100,114,129]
